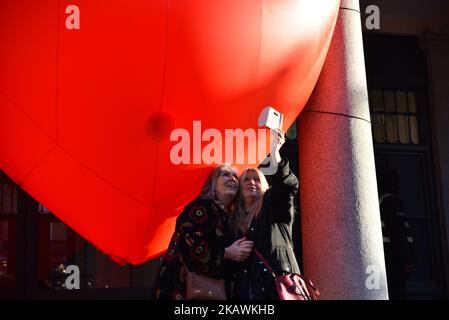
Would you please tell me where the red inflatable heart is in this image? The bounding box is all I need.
[0,0,339,264]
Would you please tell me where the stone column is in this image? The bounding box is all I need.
[298,0,388,299]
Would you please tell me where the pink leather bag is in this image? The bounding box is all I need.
[254,248,320,300]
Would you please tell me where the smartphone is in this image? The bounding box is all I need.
[258,106,283,130]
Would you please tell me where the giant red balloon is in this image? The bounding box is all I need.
[0,0,339,264]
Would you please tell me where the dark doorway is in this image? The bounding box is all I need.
[364,33,447,299]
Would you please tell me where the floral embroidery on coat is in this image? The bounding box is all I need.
[152,198,227,300]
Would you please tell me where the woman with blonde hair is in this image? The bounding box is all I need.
[225,129,300,300]
[152,164,253,300]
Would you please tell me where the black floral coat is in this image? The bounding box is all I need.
[225,159,300,300]
[152,197,227,300]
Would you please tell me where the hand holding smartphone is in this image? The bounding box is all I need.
[258,107,285,174]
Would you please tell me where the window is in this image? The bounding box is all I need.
[369,89,420,145]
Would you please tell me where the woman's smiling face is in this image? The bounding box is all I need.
[241,169,262,201]
[214,168,239,201]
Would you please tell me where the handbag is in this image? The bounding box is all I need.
[179,254,226,300]
[254,248,320,300]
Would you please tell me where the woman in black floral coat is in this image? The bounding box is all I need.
[152,164,253,300]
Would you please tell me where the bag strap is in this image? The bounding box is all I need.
[244,229,276,278]
[253,248,276,278]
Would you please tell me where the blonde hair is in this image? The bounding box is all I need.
[230,168,269,234]
[200,163,238,212]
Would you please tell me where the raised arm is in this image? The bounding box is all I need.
[266,129,299,224]
[270,157,299,223]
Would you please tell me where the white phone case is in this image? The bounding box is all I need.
[258,106,283,130]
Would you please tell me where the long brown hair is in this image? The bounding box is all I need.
[230,168,269,234]
[199,163,238,213]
